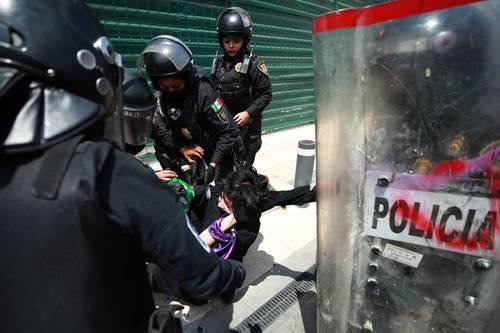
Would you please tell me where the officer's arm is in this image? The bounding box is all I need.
[151,107,186,153]
[99,149,245,304]
[199,82,240,165]
[246,57,272,117]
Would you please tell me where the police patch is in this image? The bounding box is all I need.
[211,98,228,123]
[257,61,269,76]
[216,107,228,123]
[181,128,192,139]
[235,62,242,73]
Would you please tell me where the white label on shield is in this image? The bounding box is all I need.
[364,171,500,259]
[382,243,423,268]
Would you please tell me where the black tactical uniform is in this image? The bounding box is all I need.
[212,7,272,168]
[0,2,245,332]
[151,67,240,182]
[139,36,241,184]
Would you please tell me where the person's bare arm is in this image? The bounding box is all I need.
[199,213,236,246]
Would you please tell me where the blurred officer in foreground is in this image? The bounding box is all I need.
[139,35,241,185]
[0,2,245,333]
[211,7,272,168]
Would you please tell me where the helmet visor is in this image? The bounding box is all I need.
[216,7,252,29]
[123,110,153,146]
[136,35,192,71]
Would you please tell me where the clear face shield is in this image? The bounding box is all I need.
[122,105,154,146]
[102,66,125,149]
[92,36,127,149]
[120,68,157,147]
[94,38,154,148]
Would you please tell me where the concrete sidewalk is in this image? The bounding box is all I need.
[183,124,318,333]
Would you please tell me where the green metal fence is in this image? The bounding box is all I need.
[86,0,382,132]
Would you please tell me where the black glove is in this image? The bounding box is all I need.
[170,184,185,197]
[204,164,217,186]
[232,136,246,166]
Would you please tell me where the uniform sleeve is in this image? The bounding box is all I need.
[150,105,186,154]
[262,185,317,212]
[232,224,260,262]
[198,81,240,165]
[98,149,245,304]
[246,56,272,117]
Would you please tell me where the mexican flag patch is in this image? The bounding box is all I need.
[211,98,223,112]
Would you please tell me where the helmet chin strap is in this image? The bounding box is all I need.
[223,50,245,62]
[223,53,240,62]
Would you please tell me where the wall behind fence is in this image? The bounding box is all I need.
[86,0,383,132]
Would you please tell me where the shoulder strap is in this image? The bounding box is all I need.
[240,50,254,74]
[240,55,251,75]
[32,134,84,200]
[210,50,219,76]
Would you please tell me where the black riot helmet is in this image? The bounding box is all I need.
[121,68,156,146]
[137,35,195,91]
[216,7,253,49]
[0,0,122,154]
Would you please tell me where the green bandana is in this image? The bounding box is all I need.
[166,178,194,212]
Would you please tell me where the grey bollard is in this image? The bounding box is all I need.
[294,140,315,188]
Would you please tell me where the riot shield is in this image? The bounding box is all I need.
[313,1,500,332]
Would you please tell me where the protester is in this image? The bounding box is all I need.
[196,167,316,261]
[149,167,315,301]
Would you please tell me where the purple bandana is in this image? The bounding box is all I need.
[208,216,236,260]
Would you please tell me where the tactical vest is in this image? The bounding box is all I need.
[212,56,254,115]
[159,73,217,152]
[0,139,154,333]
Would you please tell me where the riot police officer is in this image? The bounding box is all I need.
[0,2,245,332]
[122,68,156,155]
[121,68,181,182]
[139,35,241,185]
[212,7,272,168]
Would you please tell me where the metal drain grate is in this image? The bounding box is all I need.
[231,264,317,333]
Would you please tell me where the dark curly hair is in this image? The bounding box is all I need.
[221,167,269,219]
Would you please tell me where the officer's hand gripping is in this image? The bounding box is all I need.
[204,163,218,185]
[180,145,204,164]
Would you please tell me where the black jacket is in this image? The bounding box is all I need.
[0,138,244,333]
[151,69,240,165]
[211,55,272,137]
